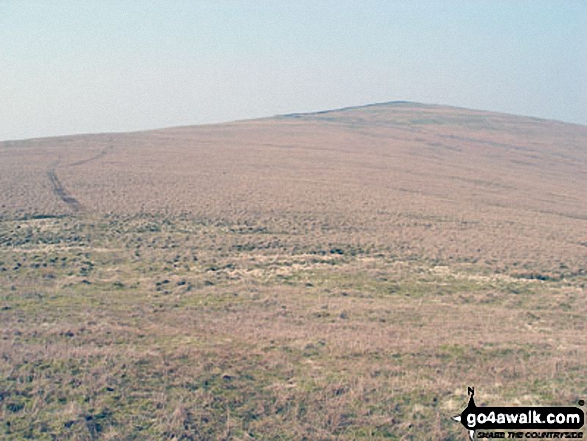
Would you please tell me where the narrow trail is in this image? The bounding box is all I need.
[69,145,113,167]
[47,144,114,213]
[47,164,83,212]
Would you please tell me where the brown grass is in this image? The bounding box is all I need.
[1,103,586,439]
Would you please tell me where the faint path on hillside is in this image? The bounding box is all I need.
[69,145,113,167]
[47,161,83,213]
[47,144,114,213]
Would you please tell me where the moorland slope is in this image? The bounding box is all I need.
[1,102,586,439]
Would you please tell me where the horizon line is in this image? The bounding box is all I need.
[2,100,585,144]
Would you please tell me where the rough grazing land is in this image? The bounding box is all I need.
[1,103,586,439]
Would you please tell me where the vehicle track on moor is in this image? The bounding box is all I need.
[47,162,83,212]
[69,145,113,167]
[47,145,113,213]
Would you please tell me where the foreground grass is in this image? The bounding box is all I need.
[1,214,586,440]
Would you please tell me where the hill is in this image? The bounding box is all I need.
[1,102,586,439]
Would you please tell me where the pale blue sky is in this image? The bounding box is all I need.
[1,1,586,140]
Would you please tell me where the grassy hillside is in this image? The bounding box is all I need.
[1,103,586,439]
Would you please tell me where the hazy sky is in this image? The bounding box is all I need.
[1,1,586,140]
